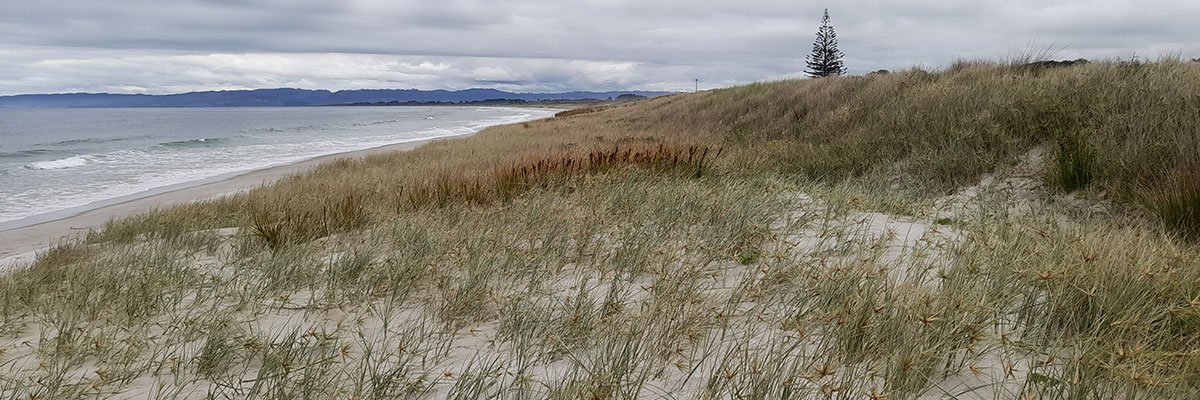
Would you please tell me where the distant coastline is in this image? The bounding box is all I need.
[328,93,653,107]
[0,88,669,108]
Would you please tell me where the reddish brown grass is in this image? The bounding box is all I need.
[401,144,722,211]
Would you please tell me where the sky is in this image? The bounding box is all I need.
[0,0,1197,95]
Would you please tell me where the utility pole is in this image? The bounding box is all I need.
[694,79,699,93]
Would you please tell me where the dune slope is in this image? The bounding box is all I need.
[2,61,1199,399]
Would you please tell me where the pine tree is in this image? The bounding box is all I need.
[805,9,846,78]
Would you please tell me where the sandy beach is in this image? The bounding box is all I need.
[0,135,460,267]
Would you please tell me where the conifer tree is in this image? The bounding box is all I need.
[805,9,846,78]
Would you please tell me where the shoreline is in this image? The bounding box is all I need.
[0,134,468,267]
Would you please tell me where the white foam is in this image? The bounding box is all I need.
[25,155,90,170]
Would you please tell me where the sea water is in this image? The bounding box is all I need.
[0,106,556,228]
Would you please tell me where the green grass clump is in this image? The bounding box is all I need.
[1143,163,1200,239]
[1053,129,1097,192]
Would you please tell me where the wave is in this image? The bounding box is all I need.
[0,148,58,158]
[158,137,230,148]
[242,127,285,133]
[35,135,150,147]
[25,155,90,170]
[15,137,229,171]
[242,124,326,134]
[350,119,405,127]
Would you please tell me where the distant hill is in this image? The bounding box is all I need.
[0,88,671,108]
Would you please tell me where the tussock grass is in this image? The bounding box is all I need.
[3,60,1200,398]
[1144,163,1200,239]
[1052,130,1098,192]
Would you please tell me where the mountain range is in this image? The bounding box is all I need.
[0,88,671,108]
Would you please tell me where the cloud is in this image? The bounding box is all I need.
[0,49,721,94]
[0,0,1197,94]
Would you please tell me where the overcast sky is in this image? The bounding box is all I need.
[1,0,1197,95]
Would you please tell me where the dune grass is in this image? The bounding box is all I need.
[2,60,1199,399]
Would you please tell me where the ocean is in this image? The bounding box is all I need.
[0,106,556,229]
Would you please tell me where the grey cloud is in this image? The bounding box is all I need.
[0,0,1197,95]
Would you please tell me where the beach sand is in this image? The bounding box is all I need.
[0,136,458,267]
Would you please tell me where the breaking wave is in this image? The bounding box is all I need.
[25,155,91,170]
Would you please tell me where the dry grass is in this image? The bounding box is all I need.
[3,60,1200,399]
[553,106,611,118]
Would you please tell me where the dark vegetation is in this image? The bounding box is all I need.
[805,9,847,77]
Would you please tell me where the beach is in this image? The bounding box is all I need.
[1,64,1198,398]
[0,136,455,267]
